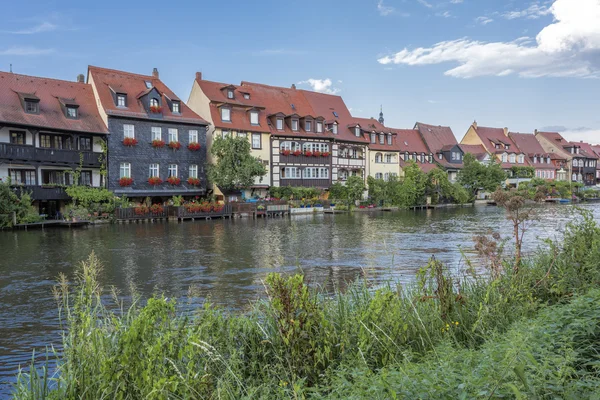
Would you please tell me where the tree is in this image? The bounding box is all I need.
[345,176,366,206]
[395,162,427,207]
[328,182,348,202]
[208,136,267,191]
[458,154,506,198]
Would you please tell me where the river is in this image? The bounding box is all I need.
[0,203,598,396]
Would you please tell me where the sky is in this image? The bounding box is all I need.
[1,0,599,143]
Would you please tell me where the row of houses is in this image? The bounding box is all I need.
[0,66,598,216]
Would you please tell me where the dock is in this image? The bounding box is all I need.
[13,220,90,230]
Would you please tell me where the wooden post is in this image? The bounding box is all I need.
[12,211,16,226]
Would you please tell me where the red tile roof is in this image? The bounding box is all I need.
[0,71,108,134]
[459,144,488,161]
[89,66,207,125]
[391,128,430,154]
[415,122,458,154]
[572,141,599,159]
[509,132,555,169]
[470,126,517,153]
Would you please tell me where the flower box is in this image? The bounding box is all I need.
[322,152,330,157]
[148,176,162,186]
[281,149,291,156]
[292,150,302,156]
[150,204,164,214]
[167,176,181,185]
[187,177,201,186]
[135,205,149,215]
[305,151,313,157]
[313,151,321,157]
[123,137,138,147]
[119,177,133,187]
[188,142,201,151]
[152,139,165,148]
[169,141,181,150]
[149,105,162,114]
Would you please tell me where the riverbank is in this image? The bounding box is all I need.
[11,209,600,398]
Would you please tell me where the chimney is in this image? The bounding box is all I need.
[76,74,85,83]
[472,120,477,129]
[152,68,159,79]
[503,127,508,136]
[196,71,202,81]
[291,84,296,89]
[534,129,538,135]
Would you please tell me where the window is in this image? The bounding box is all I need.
[292,119,299,131]
[66,107,78,119]
[276,118,284,130]
[387,134,392,145]
[280,141,301,152]
[124,124,135,139]
[355,126,361,137]
[375,153,382,163]
[79,171,92,186]
[385,154,393,163]
[120,162,131,178]
[438,153,443,160]
[168,164,178,178]
[227,90,234,99]
[238,132,247,139]
[339,169,349,181]
[332,123,338,134]
[384,173,390,182]
[42,170,72,186]
[189,130,198,143]
[451,152,456,161]
[185,164,197,180]
[172,101,180,113]
[10,131,25,144]
[117,94,126,107]
[151,127,162,141]
[168,128,178,143]
[250,111,259,125]
[252,133,261,149]
[150,98,159,108]
[40,134,51,148]
[533,156,538,164]
[378,134,384,145]
[375,173,383,180]
[547,157,551,164]
[9,169,36,185]
[509,154,516,163]
[370,133,376,143]
[243,93,250,100]
[25,100,39,114]
[351,148,358,159]
[304,167,329,179]
[145,81,152,89]
[80,137,92,151]
[149,163,159,177]
[501,153,508,163]
[281,167,301,179]
[518,154,524,164]
[305,120,312,132]
[221,108,231,122]
[222,130,230,139]
[316,121,323,133]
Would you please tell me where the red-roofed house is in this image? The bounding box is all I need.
[508,132,561,180]
[592,145,600,184]
[0,70,108,217]
[88,66,209,199]
[414,122,462,181]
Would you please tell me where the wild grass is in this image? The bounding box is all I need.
[12,209,600,399]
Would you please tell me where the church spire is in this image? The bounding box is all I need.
[378,105,384,125]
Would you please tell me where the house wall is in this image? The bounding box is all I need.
[87,72,109,127]
[460,126,485,147]
[368,151,400,180]
[271,136,333,189]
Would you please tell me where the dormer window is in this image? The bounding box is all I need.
[172,101,180,114]
[316,121,323,133]
[502,153,508,163]
[355,126,361,137]
[292,119,299,131]
[518,154,524,164]
[150,98,159,108]
[533,156,538,163]
[387,134,392,145]
[117,94,127,107]
[276,118,284,130]
[505,144,510,150]
[438,153,443,160]
[379,133,384,145]
[145,81,152,89]
[221,107,231,122]
[25,100,39,114]
[227,90,234,99]
[305,120,312,132]
[509,154,516,163]
[495,143,500,149]
[332,123,338,134]
[370,133,376,143]
[250,111,259,125]
[243,93,250,100]
[66,106,78,119]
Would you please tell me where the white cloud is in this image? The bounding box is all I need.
[0,47,55,56]
[437,11,452,18]
[418,0,433,8]
[502,2,552,20]
[298,78,341,94]
[4,22,57,35]
[560,128,600,144]
[475,16,494,25]
[450,0,463,3]
[377,0,395,16]
[377,0,600,78]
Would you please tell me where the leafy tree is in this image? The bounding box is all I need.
[66,186,114,208]
[395,162,427,207]
[458,154,506,198]
[328,182,347,202]
[0,180,41,227]
[345,176,366,206]
[208,136,267,191]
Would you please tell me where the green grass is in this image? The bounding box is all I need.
[12,210,600,399]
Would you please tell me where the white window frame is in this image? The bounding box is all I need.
[375,153,382,163]
[379,133,384,145]
[151,127,162,141]
[168,164,178,178]
[252,133,261,149]
[221,108,231,122]
[355,126,361,137]
[332,123,338,134]
[305,120,312,132]
[227,90,234,99]
[189,164,198,179]
[189,130,198,143]
[291,119,299,131]
[120,162,131,178]
[117,94,126,107]
[124,124,135,139]
[276,118,284,130]
[518,154,524,164]
[238,132,247,139]
[172,102,180,113]
[149,163,159,178]
[66,107,77,118]
[371,133,376,143]
[385,154,392,163]
[168,128,178,143]
[509,154,516,163]
[501,153,508,163]
[250,111,259,125]
[316,121,323,133]
[282,167,301,179]
[387,134,392,145]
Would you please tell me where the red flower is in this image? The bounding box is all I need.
[119,177,133,187]
[148,176,163,186]
[281,149,291,156]
[167,176,181,185]
[123,137,138,147]
[305,151,313,157]
[313,151,321,157]
[150,204,164,214]
[134,205,149,215]
[187,177,201,186]
[322,152,330,157]
[188,142,201,151]
[149,105,162,114]
[169,141,181,150]
[152,139,165,148]
[292,150,302,156]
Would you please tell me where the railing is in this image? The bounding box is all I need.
[230,201,289,214]
[173,204,232,219]
[0,143,102,167]
[115,206,169,220]
[279,178,331,188]
[12,185,70,200]
[278,153,330,164]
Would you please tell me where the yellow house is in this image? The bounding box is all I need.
[187,73,271,200]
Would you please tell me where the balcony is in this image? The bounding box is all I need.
[12,185,70,201]
[278,153,330,165]
[279,178,330,188]
[335,156,366,168]
[0,143,102,167]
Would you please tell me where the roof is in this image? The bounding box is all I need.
[390,128,430,154]
[88,66,207,125]
[535,131,573,159]
[415,122,458,153]
[509,132,556,169]
[459,144,488,161]
[470,125,517,153]
[0,71,108,134]
[572,141,599,159]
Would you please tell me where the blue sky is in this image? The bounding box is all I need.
[1,0,599,142]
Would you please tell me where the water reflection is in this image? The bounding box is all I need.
[0,203,598,395]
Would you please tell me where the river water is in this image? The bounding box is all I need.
[0,203,598,396]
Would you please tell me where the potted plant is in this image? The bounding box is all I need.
[149,105,162,114]
[281,149,291,156]
[305,150,313,157]
[148,176,162,186]
[187,177,201,186]
[123,137,138,147]
[188,142,201,151]
[169,141,181,150]
[167,176,181,185]
[150,204,164,214]
[119,177,133,187]
[292,150,302,156]
[322,152,330,157]
[134,205,149,215]
[152,139,165,148]
[313,151,321,157]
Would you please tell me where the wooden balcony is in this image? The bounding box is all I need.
[279,178,331,188]
[12,185,70,201]
[279,153,331,165]
[0,143,102,167]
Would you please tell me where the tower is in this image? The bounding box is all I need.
[378,105,384,125]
